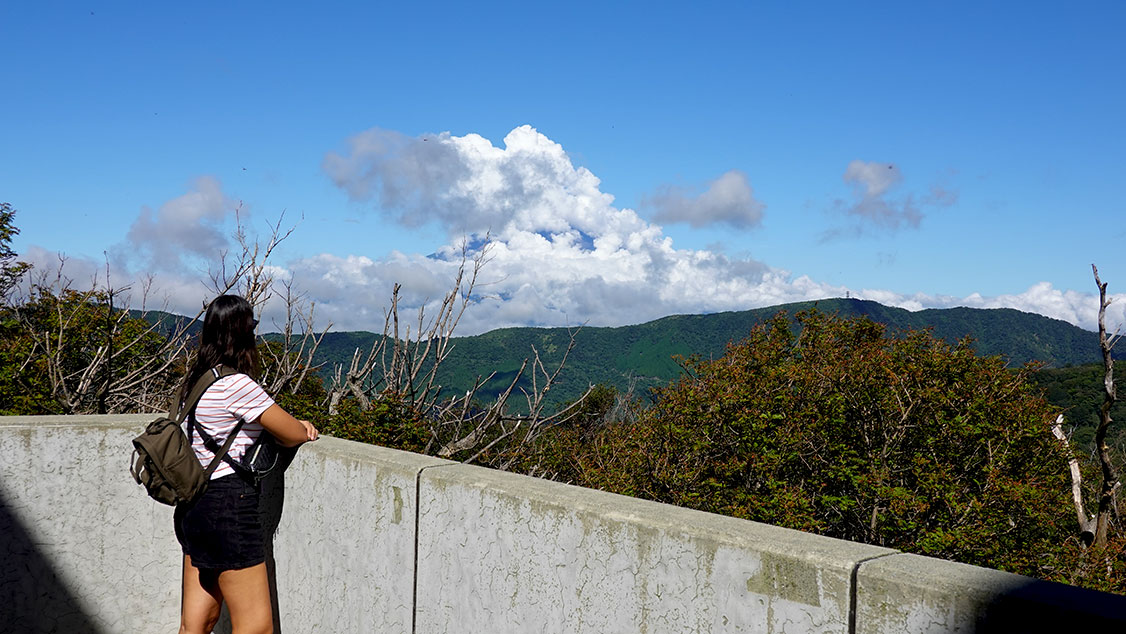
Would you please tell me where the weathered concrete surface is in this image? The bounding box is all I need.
[0,414,177,634]
[9,416,1126,634]
[416,462,895,633]
[269,437,453,633]
[0,416,454,634]
[855,552,1126,633]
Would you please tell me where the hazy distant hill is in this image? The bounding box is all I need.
[129,309,202,338]
[310,298,1121,406]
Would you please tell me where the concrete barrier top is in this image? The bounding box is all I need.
[0,413,158,428]
[423,459,896,572]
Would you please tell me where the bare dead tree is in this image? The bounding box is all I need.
[13,261,196,414]
[325,239,490,414]
[258,278,330,395]
[17,265,106,413]
[1091,264,1121,547]
[11,206,322,415]
[200,208,335,399]
[1048,266,1123,550]
[208,206,297,309]
[119,207,313,405]
[605,374,642,427]
[1050,414,1096,545]
[324,239,593,469]
[326,311,391,414]
[431,327,595,469]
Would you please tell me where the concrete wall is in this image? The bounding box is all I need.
[270,435,452,633]
[3,416,1126,633]
[414,462,892,633]
[0,415,176,634]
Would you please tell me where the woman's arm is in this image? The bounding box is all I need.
[256,404,319,448]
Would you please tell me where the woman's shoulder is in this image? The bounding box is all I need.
[199,371,265,398]
[213,372,263,390]
[204,372,274,413]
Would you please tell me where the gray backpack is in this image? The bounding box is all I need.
[130,366,242,506]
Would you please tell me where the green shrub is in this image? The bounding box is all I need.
[536,310,1089,581]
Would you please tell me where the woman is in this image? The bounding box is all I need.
[174,294,318,634]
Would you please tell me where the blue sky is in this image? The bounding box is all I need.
[2,1,1124,334]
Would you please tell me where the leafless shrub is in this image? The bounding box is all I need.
[325,239,592,469]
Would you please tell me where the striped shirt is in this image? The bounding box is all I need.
[185,373,275,480]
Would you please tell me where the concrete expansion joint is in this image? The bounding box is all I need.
[416,462,462,479]
[411,462,459,634]
[848,551,900,634]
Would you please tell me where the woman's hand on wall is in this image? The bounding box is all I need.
[298,419,319,443]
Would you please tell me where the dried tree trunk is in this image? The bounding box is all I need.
[1092,264,1121,548]
[1050,414,1096,545]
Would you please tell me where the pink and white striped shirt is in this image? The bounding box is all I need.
[185,373,275,479]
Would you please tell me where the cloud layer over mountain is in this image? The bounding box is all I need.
[305,126,1120,334]
[312,125,832,332]
[22,126,1124,336]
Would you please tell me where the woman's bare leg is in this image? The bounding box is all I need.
[217,562,273,634]
[179,555,222,634]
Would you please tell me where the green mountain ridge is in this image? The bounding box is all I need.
[309,298,1121,406]
[134,299,1122,445]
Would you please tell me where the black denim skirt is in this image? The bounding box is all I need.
[174,473,265,571]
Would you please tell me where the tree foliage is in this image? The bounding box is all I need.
[0,203,30,302]
[535,310,1082,578]
[0,285,183,414]
[1032,361,1126,452]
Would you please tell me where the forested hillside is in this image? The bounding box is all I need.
[312,298,1120,407]
[146,298,1122,443]
[1033,361,1126,450]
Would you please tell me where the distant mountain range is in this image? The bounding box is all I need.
[134,298,1123,446]
[307,298,1122,406]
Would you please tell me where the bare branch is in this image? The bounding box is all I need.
[260,278,330,395]
[1091,264,1120,548]
[207,206,299,310]
[322,235,590,470]
[14,260,195,414]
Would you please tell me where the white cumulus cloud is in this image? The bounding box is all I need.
[313,126,800,332]
[852,282,1126,334]
[306,127,1122,334]
[323,125,626,240]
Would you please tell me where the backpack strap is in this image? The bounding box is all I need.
[198,416,247,480]
[190,413,251,477]
[183,365,254,478]
[172,365,239,423]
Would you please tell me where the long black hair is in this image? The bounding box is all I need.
[180,294,260,401]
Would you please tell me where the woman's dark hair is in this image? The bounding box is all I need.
[180,295,260,400]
